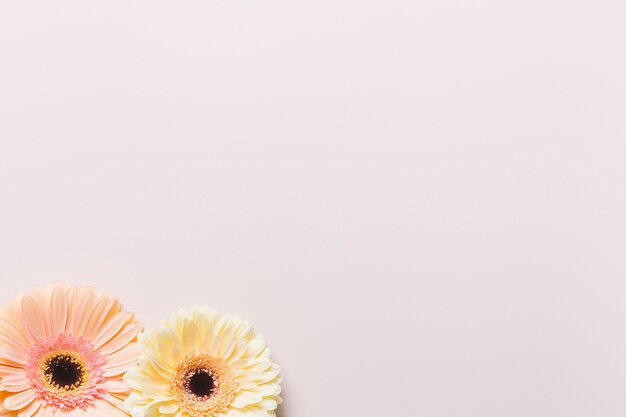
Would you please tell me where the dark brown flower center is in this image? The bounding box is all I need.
[44,354,85,390]
[187,369,215,398]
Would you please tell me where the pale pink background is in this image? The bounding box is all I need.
[1,1,625,416]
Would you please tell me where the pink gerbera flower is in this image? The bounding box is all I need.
[0,285,142,417]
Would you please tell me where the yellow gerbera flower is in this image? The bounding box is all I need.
[124,307,281,417]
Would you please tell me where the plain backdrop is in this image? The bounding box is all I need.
[1,1,625,416]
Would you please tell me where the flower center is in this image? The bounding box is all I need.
[187,369,215,398]
[170,354,238,417]
[43,353,86,391]
[25,334,107,412]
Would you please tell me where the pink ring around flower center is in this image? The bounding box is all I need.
[25,334,106,412]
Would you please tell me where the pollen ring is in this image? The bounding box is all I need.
[42,351,87,391]
[170,354,238,417]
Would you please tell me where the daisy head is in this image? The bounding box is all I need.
[0,285,142,417]
[124,307,281,417]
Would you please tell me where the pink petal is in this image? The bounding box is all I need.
[64,286,82,335]
[41,406,54,417]
[1,372,31,392]
[50,286,68,336]
[74,289,98,337]
[104,379,130,393]
[21,296,48,341]
[85,299,120,339]
[0,319,28,350]
[93,398,127,417]
[92,312,133,350]
[98,322,142,355]
[102,393,126,411]
[0,347,26,366]
[16,398,40,417]
[29,290,52,337]
[105,342,139,369]
[4,390,35,410]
